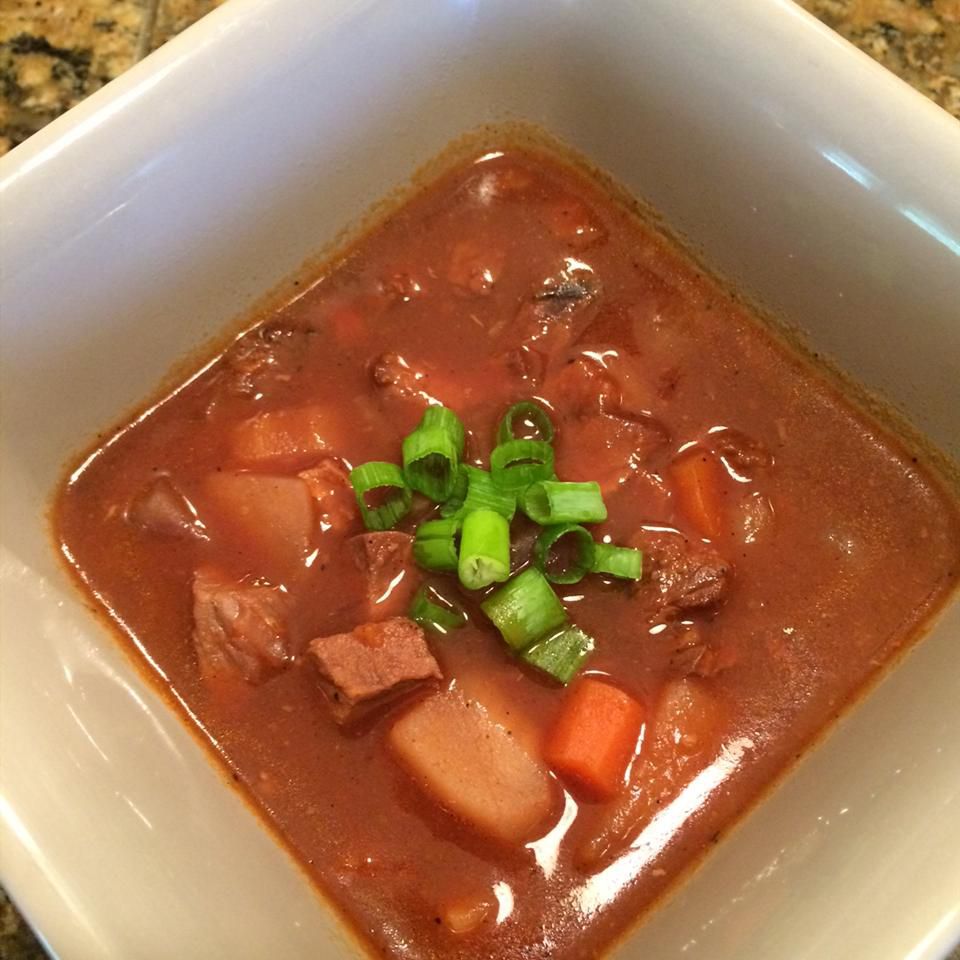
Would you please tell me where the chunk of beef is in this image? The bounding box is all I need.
[191,567,292,683]
[675,643,738,678]
[371,352,429,400]
[309,617,441,723]
[126,476,206,540]
[298,458,356,534]
[222,325,306,398]
[349,531,419,620]
[669,625,738,678]
[631,528,730,619]
[370,353,465,412]
[543,352,665,494]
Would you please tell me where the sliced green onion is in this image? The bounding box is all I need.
[447,466,516,521]
[480,567,567,650]
[416,517,462,540]
[349,462,412,531]
[458,509,511,590]
[439,464,469,518]
[592,543,643,580]
[533,523,596,584]
[414,539,457,571]
[402,406,466,501]
[497,401,555,445]
[489,439,555,492]
[413,517,461,572]
[421,405,466,454]
[403,431,459,502]
[521,624,594,684]
[410,585,467,634]
[521,480,607,525]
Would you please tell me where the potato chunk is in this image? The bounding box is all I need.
[230,405,342,466]
[203,472,313,581]
[389,689,555,844]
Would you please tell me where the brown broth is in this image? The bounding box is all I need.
[54,147,960,960]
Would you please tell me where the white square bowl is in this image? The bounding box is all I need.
[2,1,959,957]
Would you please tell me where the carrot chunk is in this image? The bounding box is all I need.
[669,447,726,539]
[545,677,644,800]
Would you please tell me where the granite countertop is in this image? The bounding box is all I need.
[0,0,227,153]
[1,0,958,957]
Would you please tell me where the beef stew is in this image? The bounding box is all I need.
[54,146,960,960]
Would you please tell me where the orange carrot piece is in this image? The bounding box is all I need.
[669,447,726,539]
[545,677,644,800]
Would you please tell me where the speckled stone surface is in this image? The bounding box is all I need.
[1,1,958,957]
[0,0,226,153]
[0,0,144,152]
[796,0,960,116]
